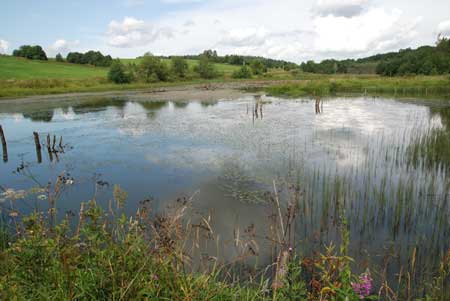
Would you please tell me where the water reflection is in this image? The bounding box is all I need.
[72,98,127,115]
[315,97,322,114]
[140,101,168,119]
[173,101,189,109]
[23,110,54,122]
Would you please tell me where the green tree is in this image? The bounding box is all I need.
[232,65,252,79]
[250,60,267,75]
[138,55,169,82]
[171,56,189,78]
[195,56,217,79]
[55,53,64,62]
[108,60,131,84]
[13,45,47,60]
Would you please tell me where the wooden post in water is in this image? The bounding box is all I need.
[315,97,321,114]
[33,132,42,163]
[46,134,53,162]
[260,101,263,120]
[52,135,56,152]
[0,125,7,162]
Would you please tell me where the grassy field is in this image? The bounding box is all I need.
[0,55,108,80]
[1,55,449,99]
[0,55,240,81]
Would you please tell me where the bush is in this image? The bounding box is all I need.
[232,65,252,79]
[55,53,64,62]
[138,55,169,82]
[195,56,217,79]
[108,60,131,84]
[13,45,47,60]
[250,60,267,75]
[171,56,189,78]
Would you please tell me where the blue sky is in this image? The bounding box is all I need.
[1,0,449,63]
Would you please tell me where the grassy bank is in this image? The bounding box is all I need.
[1,54,449,99]
[265,75,450,98]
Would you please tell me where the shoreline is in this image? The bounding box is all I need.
[0,79,300,102]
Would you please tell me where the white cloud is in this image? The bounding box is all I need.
[314,0,369,18]
[437,20,450,36]
[107,17,175,48]
[0,39,8,54]
[49,39,80,55]
[220,28,269,47]
[313,8,420,55]
[183,20,195,27]
[100,0,428,63]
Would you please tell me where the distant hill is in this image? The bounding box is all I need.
[301,37,450,76]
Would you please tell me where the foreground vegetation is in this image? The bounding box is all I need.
[0,179,448,300]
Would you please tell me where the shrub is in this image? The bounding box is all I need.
[171,56,189,78]
[108,60,131,84]
[232,65,252,79]
[55,53,64,62]
[138,55,169,82]
[195,56,217,79]
[250,60,267,75]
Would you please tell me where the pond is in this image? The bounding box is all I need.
[0,94,449,282]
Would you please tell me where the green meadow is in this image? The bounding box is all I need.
[1,55,449,99]
[0,55,108,80]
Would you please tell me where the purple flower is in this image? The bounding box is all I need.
[352,271,372,299]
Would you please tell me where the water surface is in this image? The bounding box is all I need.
[1,94,449,280]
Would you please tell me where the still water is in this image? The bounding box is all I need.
[0,94,449,279]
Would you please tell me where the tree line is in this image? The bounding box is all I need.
[299,36,450,76]
[12,45,113,67]
[154,49,299,70]
[66,51,113,67]
[107,52,278,84]
[108,54,220,84]
[13,45,48,60]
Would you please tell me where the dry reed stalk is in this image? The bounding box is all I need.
[76,202,85,236]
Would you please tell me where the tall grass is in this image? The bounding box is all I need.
[266,76,450,98]
[0,177,448,300]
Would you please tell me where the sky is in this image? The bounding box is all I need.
[0,0,449,63]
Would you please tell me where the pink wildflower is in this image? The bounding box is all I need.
[352,271,372,299]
